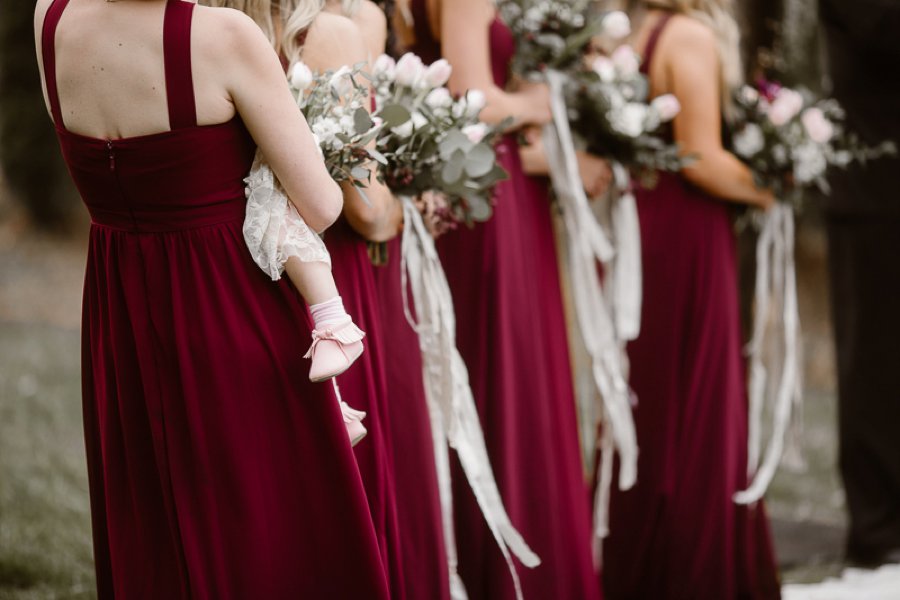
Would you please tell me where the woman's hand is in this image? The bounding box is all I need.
[576,152,613,199]
[516,81,553,126]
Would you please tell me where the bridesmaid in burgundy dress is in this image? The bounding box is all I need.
[401,0,602,598]
[323,1,452,596]
[34,0,388,597]
[602,5,781,599]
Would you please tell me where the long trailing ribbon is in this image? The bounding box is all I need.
[734,203,802,505]
[543,69,639,563]
[399,198,539,600]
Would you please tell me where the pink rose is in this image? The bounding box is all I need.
[767,88,804,126]
[651,94,681,121]
[424,58,453,88]
[612,46,640,77]
[800,107,834,144]
[462,123,489,144]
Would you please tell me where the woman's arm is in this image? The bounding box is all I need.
[303,13,403,242]
[519,128,613,198]
[662,18,773,208]
[438,0,551,128]
[202,8,345,231]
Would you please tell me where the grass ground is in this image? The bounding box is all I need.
[0,207,848,598]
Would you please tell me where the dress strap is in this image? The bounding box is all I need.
[163,0,197,129]
[640,12,674,76]
[41,0,72,127]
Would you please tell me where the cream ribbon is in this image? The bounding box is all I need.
[734,203,802,505]
[542,69,639,565]
[399,197,540,600]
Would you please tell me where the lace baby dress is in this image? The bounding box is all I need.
[243,151,332,280]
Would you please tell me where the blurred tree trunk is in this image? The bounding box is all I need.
[0,5,77,229]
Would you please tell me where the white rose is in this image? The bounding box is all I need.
[394,52,426,88]
[462,123,489,144]
[372,54,396,78]
[464,89,487,117]
[425,87,454,110]
[602,11,631,39]
[424,59,453,88]
[793,141,827,184]
[611,103,647,138]
[290,61,314,91]
[800,107,834,144]
[592,56,616,83]
[740,85,759,104]
[733,123,764,157]
[767,88,804,127]
[312,117,342,147]
[612,46,640,77]
[650,94,681,121]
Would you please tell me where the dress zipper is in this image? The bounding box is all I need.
[107,140,116,172]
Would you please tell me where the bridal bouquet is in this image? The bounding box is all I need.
[566,48,685,185]
[290,62,385,195]
[499,0,631,79]
[729,81,896,205]
[369,53,509,235]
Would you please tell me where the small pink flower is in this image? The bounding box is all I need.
[424,59,453,88]
[767,88,804,126]
[394,53,426,88]
[651,94,681,121]
[611,46,640,77]
[801,107,834,144]
[462,123,489,144]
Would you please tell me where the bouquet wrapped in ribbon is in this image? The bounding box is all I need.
[369,52,509,236]
[499,0,631,79]
[729,81,896,206]
[567,47,685,186]
[727,81,895,507]
[367,52,540,597]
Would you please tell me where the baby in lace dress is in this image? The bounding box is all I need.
[244,152,367,445]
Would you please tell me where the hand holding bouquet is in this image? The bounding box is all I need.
[729,81,896,205]
[369,53,510,235]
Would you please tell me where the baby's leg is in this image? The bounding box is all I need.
[284,257,339,306]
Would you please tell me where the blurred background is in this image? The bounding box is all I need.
[0,0,845,597]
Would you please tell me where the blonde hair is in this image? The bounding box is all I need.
[203,0,325,67]
[614,0,742,117]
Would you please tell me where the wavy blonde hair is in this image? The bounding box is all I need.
[203,0,325,67]
[612,0,742,116]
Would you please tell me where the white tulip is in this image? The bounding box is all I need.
[394,52,426,88]
[602,11,631,39]
[651,94,681,121]
[462,123,489,144]
[290,61,314,91]
[592,56,616,83]
[465,89,487,117]
[424,59,453,88]
[372,54,396,78]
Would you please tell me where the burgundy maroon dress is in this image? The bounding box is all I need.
[410,4,602,599]
[42,1,389,597]
[602,15,781,599]
[373,238,451,600]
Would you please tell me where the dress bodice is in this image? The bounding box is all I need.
[42,0,256,233]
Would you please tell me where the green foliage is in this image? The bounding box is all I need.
[0,5,78,228]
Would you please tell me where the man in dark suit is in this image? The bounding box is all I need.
[820,0,900,567]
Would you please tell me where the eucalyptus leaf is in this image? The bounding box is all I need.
[379,104,412,128]
[464,144,496,178]
[354,108,374,135]
[441,149,466,184]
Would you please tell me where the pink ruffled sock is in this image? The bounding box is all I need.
[309,296,350,330]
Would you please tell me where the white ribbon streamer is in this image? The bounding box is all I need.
[542,69,639,561]
[399,198,539,600]
[734,204,802,505]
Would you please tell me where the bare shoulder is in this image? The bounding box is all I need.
[662,14,717,53]
[356,0,387,29]
[192,5,275,67]
[305,12,368,70]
